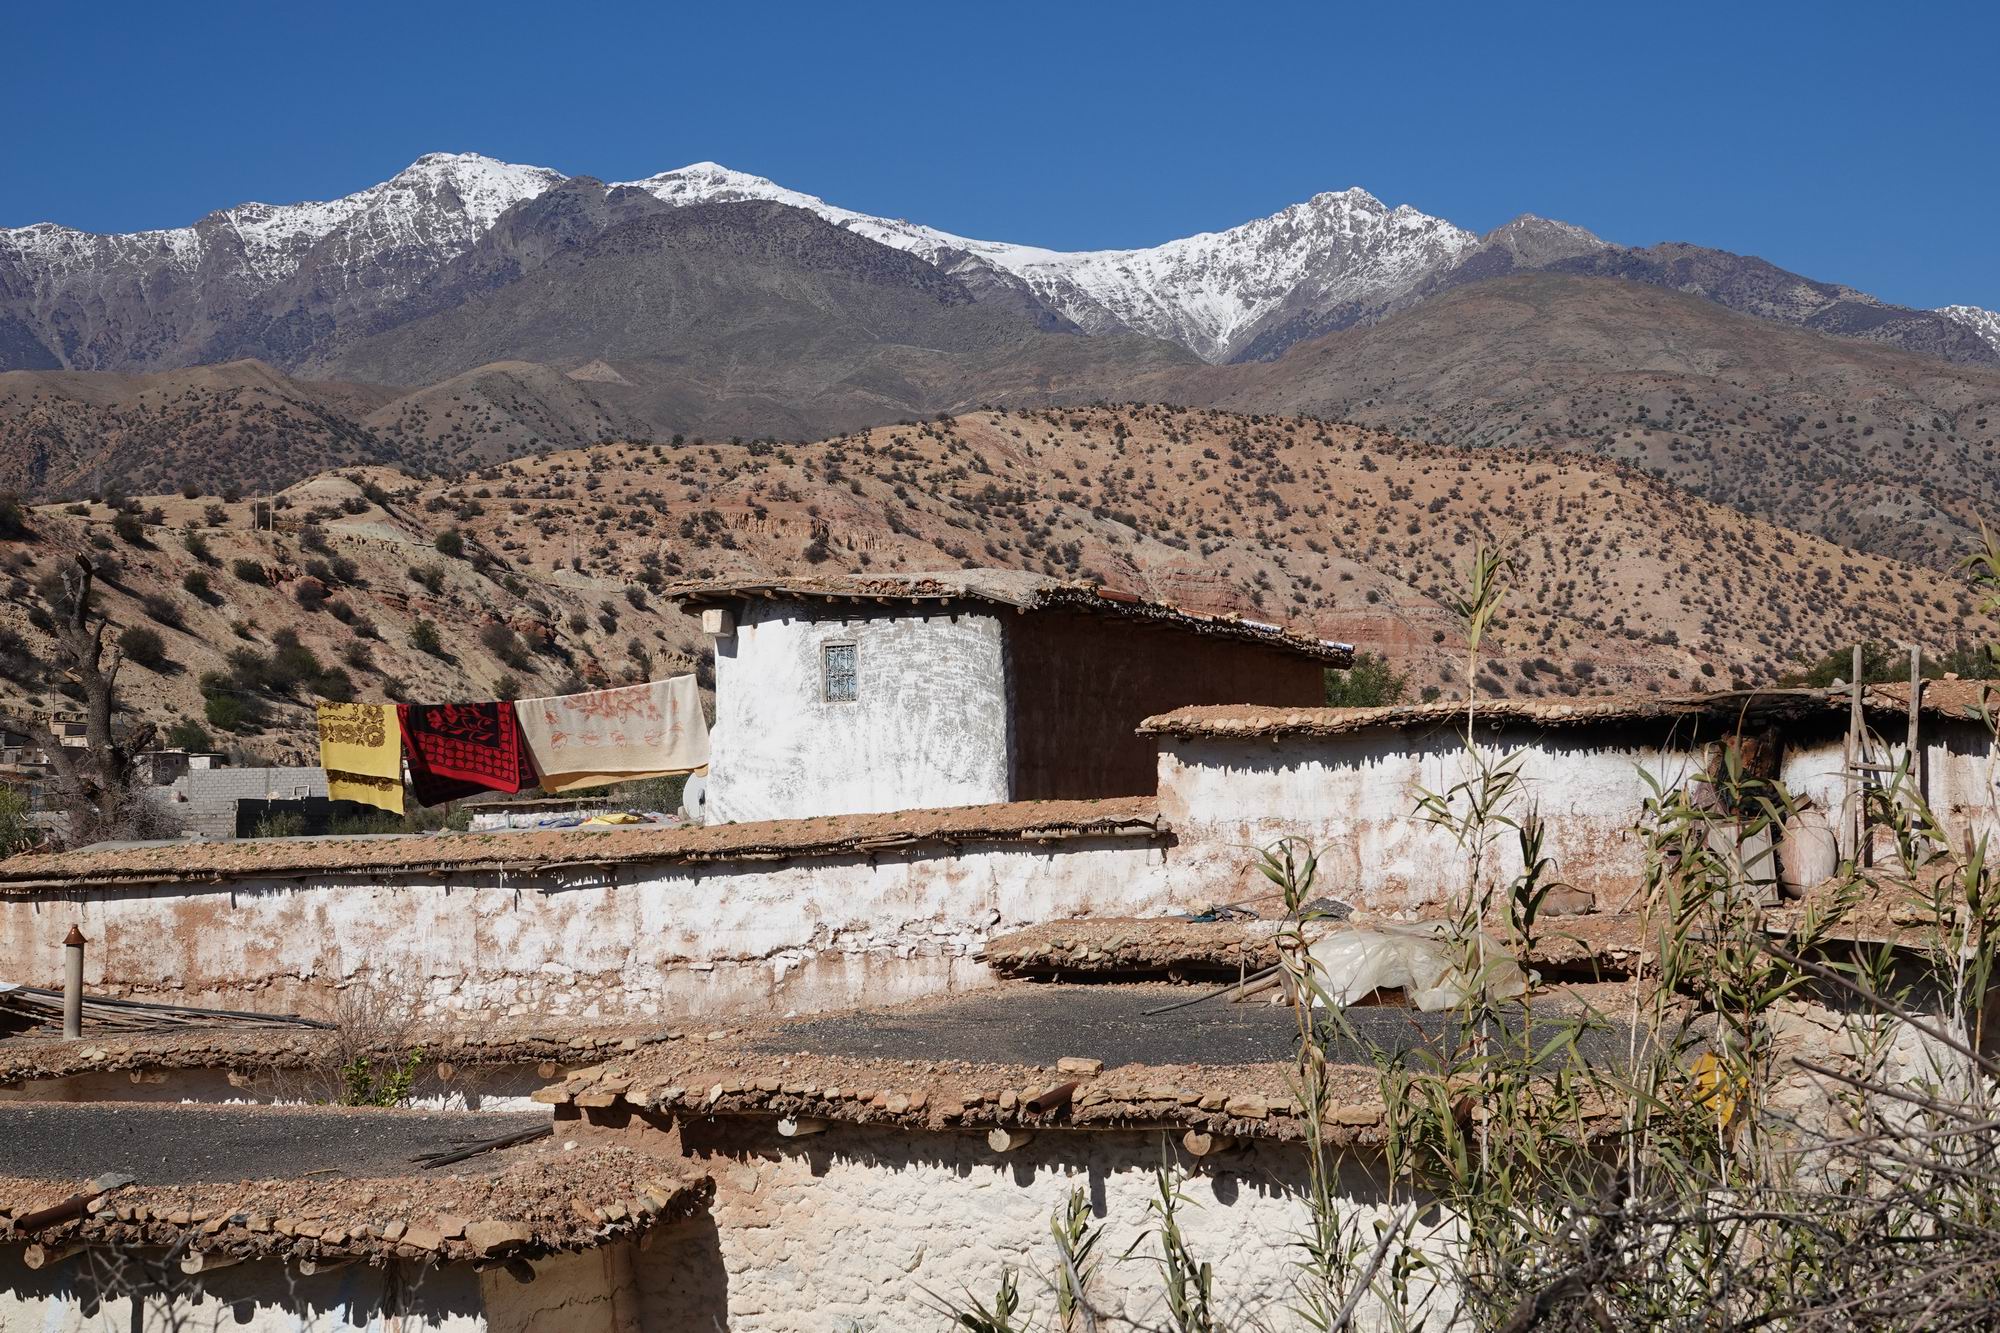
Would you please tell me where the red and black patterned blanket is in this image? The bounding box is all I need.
[397,702,536,807]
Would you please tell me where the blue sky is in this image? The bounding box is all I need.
[7,0,1995,310]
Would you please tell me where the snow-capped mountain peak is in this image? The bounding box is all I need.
[5,151,1989,376]
[1937,304,2000,356]
[616,166,1477,361]
[1,151,564,289]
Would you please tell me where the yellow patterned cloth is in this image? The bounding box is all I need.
[316,702,404,815]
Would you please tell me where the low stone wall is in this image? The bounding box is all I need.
[1,837,1176,1021]
[1155,724,1711,913]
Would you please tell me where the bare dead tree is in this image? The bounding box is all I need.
[26,554,174,847]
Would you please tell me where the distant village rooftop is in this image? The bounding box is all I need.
[667,568,1356,665]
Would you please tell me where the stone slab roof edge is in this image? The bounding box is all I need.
[665,568,1354,664]
[0,1153,710,1267]
[1134,685,1981,739]
[0,796,1166,893]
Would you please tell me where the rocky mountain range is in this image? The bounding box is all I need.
[5,153,1996,378]
[3,153,1997,588]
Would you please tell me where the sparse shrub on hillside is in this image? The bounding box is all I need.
[409,620,445,657]
[140,593,184,629]
[1322,652,1409,707]
[293,576,329,612]
[311,667,355,702]
[182,530,214,564]
[165,718,212,752]
[478,622,529,668]
[0,625,36,683]
[116,624,170,668]
[408,563,446,595]
[202,504,228,528]
[231,558,266,586]
[0,494,31,541]
[110,510,149,547]
[433,527,465,559]
[341,639,375,672]
[492,673,520,701]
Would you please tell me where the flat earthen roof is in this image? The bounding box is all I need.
[984,913,1655,981]
[0,1018,674,1086]
[538,983,1637,1146]
[668,568,1354,664]
[0,797,1165,894]
[1140,689,1844,740]
[1142,682,1997,741]
[0,1104,708,1266]
[1861,678,1995,724]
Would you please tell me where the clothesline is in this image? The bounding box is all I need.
[316,677,709,813]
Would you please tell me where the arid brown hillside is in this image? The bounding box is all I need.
[3,406,1987,759]
[0,362,398,499]
[1179,273,2000,567]
[423,405,1988,702]
[0,474,705,764]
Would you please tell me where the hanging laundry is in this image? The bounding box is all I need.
[397,701,536,808]
[315,701,404,815]
[515,677,709,793]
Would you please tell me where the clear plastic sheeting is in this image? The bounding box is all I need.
[1305,926,1529,1012]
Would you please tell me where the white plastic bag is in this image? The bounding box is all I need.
[1305,926,1527,1012]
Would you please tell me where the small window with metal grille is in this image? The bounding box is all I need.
[822,642,857,702]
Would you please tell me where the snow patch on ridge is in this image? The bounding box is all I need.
[1937,305,2000,356]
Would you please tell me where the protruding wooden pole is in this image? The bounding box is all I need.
[25,1242,83,1270]
[181,1249,246,1275]
[987,1128,1034,1153]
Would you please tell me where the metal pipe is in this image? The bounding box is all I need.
[62,925,85,1039]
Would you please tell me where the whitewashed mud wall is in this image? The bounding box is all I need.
[1782,721,1999,853]
[1155,725,1712,913]
[707,600,1011,823]
[1,839,1176,1020]
[645,1122,1445,1332]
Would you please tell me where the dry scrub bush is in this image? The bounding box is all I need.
[940,533,2000,1331]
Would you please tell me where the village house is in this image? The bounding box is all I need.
[670,570,1353,823]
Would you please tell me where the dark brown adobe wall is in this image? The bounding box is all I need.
[1005,611,1324,800]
